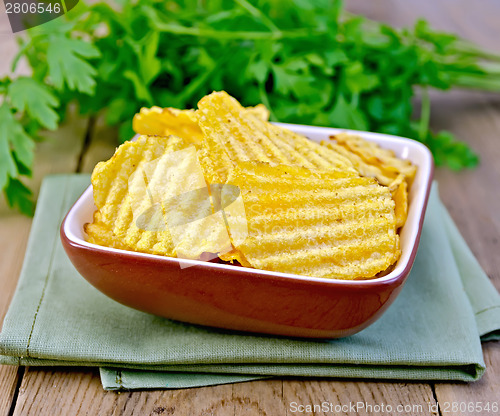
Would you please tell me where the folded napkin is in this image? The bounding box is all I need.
[1,175,499,391]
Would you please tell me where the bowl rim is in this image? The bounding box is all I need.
[61,123,434,287]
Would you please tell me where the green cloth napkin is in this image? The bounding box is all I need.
[1,175,499,391]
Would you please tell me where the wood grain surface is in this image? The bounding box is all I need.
[1,1,499,415]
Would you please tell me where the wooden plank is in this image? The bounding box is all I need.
[0,367,21,416]
[0,215,31,325]
[282,380,438,416]
[12,368,112,416]
[232,380,287,415]
[13,367,236,416]
[432,93,500,290]
[433,343,500,416]
[0,213,31,416]
[346,0,500,52]
[111,383,235,416]
[6,375,244,416]
[431,92,500,415]
[376,0,500,411]
[0,75,88,416]
[0,10,33,416]
[15,375,436,416]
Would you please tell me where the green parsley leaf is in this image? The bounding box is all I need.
[3,177,34,216]
[3,0,500,214]
[343,62,380,94]
[0,103,35,179]
[8,77,60,130]
[47,36,100,94]
[329,94,369,131]
[0,105,18,191]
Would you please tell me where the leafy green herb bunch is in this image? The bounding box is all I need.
[2,0,500,214]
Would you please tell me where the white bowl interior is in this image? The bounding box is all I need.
[64,124,433,284]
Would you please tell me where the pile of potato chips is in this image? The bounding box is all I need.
[86,91,416,280]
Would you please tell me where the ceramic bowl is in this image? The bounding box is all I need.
[61,124,433,338]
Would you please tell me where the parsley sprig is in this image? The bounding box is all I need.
[2,0,500,214]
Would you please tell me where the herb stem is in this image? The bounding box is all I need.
[418,87,431,141]
[453,41,500,62]
[60,0,68,14]
[11,40,30,73]
[258,84,277,121]
[451,75,500,91]
[176,63,218,105]
[235,0,281,34]
[150,21,321,41]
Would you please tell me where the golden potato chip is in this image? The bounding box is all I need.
[133,103,271,148]
[389,174,408,229]
[90,135,185,256]
[321,141,397,185]
[330,132,417,185]
[196,91,356,182]
[85,216,130,251]
[89,135,244,259]
[133,107,204,146]
[244,103,270,121]
[224,161,400,280]
[322,134,415,228]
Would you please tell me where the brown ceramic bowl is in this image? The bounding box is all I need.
[61,124,433,338]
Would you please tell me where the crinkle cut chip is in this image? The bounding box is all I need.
[225,161,400,280]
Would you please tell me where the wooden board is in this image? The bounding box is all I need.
[0,30,88,414]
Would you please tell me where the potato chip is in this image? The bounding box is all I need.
[322,132,416,228]
[89,135,184,255]
[133,103,271,148]
[321,141,397,185]
[245,103,270,121]
[196,91,356,182]
[389,174,408,229]
[133,107,204,146]
[89,135,243,259]
[329,132,417,185]
[85,216,131,251]
[224,161,400,280]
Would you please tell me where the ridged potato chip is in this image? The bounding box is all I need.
[85,217,131,250]
[225,161,400,280]
[197,91,356,182]
[88,135,184,256]
[322,133,416,228]
[87,135,238,259]
[133,103,271,148]
[389,174,408,229]
[321,141,397,186]
[245,103,270,121]
[133,107,204,146]
[327,132,417,185]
